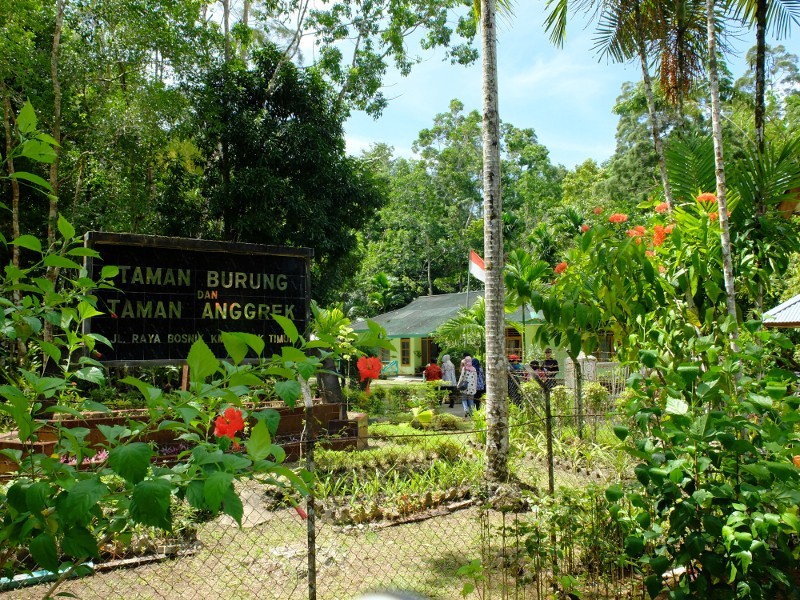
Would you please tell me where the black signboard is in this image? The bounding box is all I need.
[85,232,312,365]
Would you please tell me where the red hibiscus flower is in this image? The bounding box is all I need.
[357,356,383,382]
[655,202,669,213]
[696,192,716,204]
[608,213,629,224]
[580,224,590,233]
[593,206,603,215]
[215,407,245,449]
[554,261,568,274]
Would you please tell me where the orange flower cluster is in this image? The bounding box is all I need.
[709,212,719,221]
[357,356,383,382]
[554,261,568,274]
[627,225,646,237]
[580,224,590,233]
[593,207,603,215]
[696,192,716,204]
[609,213,629,224]
[215,407,245,449]
[665,223,676,234]
[653,224,666,247]
[655,202,669,213]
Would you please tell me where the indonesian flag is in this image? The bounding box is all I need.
[469,249,486,283]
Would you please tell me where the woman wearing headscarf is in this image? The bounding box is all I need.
[440,355,457,408]
[456,356,478,417]
[471,357,485,410]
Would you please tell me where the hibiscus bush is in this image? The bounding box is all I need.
[0,221,322,590]
[531,196,800,597]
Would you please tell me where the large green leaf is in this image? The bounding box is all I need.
[204,471,235,512]
[273,314,299,343]
[62,525,100,559]
[30,532,59,573]
[130,479,172,530]
[58,479,109,526]
[246,420,272,462]
[109,443,153,484]
[17,101,38,134]
[187,338,219,382]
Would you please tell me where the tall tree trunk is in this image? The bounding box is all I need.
[706,0,738,337]
[2,90,21,272]
[635,0,674,211]
[240,0,251,60]
[48,0,65,253]
[754,0,767,161]
[481,0,509,485]
[223,0,231,64]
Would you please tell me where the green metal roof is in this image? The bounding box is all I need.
[353,291,529,338]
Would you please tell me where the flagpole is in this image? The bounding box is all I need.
[466,250,471,309]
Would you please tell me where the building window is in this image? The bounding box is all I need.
[400,338,411,366]
[505,328,522,357]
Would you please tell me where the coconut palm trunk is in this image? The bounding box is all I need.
[481,0,509,485]
[706,0,739,336]
[634,0,675,210]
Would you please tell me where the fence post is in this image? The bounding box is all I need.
[305,400,317,600]
[543,385,554,495]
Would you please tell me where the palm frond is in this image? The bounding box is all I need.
[664,135,716,204]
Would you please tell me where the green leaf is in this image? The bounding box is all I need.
[605,484,624,502]
[61,525,100,559]
[21,139,57,163]
[25,482,51,515]
[246,420,272,462]
[221,332,248,365]
[9,171,53,192]
[58,479,108,526]
[30,532,59,573]
[204,471,235,512]
[108,443,153,484]
[100,265,119,279]
[222,486,244,526]
[74,367,105,384]
[281,346,308,364]
[57,216,76,240]
[644,574,663,599]
[253,409,281,437]
[44,255,83,270]
[665,398,688,416]
[639,349,657,368]
[11,234,42,253]
[17,101,37,134]
[273,314,299,343]
[130,480,172,530]
[624,535,644,557]
[119,377,162,404]
[613,425,629,441]
[187,338,219,383]
[275,380,301,405]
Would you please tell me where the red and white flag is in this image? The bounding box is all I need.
[469,249,486,283]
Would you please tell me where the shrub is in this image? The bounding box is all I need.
[431,413,461,431]
[582,381,609,412]
[550,385,574,417]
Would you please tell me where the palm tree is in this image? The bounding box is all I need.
[480,0,510,484]
[504,250,551,361]
[706,0,739,335]
[434,297,487,350]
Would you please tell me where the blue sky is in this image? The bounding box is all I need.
[342,2,768,169]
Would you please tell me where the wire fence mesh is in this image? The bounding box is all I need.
[2,387,641,600]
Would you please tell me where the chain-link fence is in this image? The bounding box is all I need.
[2,392,637,600]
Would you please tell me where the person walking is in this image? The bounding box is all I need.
[542,347,559,389]
[456,356,478,417]
[440,355,457,408]
[472,357,485,410]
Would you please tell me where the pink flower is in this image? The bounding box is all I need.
[554,262,568,274]
[295,505,308,520]
[609,213,629,224]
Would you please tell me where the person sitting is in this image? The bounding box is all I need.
[423,358,443,382]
